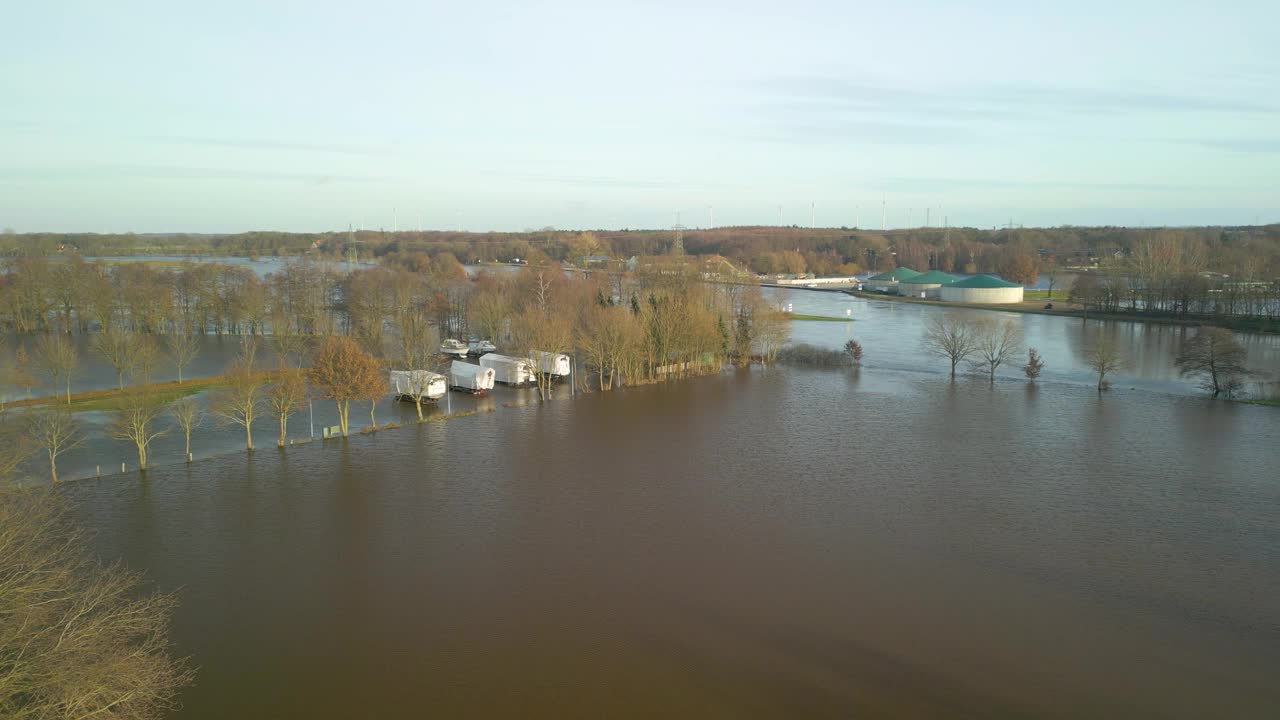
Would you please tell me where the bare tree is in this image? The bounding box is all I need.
[971,318,1023,383]
[753,310,790,366]
[1088,337,1126,392]
[168,396,202,460]
[308,336,384,436]
[108,390,170,471]
[364,356,388,428]
[164,330,200,383]
[1023,347,1044,382]
[132,334,162,386]
[0,489,193,717]
[12,344,38,399]
[1176,327,1249,397]
[25,409,84,484]
[92,327,137,390]
[0,409,32,480]
[924,315,976,379]
[396,310,442,421]
[209,360,264,451]
[33,334,79,405]
[266,364,308,446]
[270,332,311,370]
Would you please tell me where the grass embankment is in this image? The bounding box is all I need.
[6,376,239,413]
[788,313,853,322]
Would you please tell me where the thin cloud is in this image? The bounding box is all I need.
[138,135,395,156]
[874,176,1247,193]
[1183,138,1280,153]
[0,164,387,185]
[502,173,733,191]
[757,76,1280,117]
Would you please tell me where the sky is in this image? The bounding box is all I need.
[2,0,1278,233]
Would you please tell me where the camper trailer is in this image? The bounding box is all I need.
[534,351,572,377]
[450,361,495,394]
[389,370,447,402]
[479,353,534,385]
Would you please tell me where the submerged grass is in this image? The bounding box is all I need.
[7,376,235,413]
[776,344,852,367]
[788,313,853,322]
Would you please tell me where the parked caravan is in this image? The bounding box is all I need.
[450,361,495,394]
[389,370,447,402]
[479,353,534,385]
[534,351,572,377]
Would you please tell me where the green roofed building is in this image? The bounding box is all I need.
[864,266,919,293]
[898,270,959,299]
[867,267,920,282]
[941,274,1025,304]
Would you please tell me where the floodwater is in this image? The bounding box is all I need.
[58,288,1280,718]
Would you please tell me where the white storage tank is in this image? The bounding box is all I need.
[941,275,1025,303]
[480,353,534,385]
[897,270,958,299]
[450,361,495,394]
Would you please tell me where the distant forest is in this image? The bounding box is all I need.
[3,224,1279,279]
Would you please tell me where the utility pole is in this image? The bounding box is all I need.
[926,207,930,228]
[881,196,886,231]
[810,201,815,229]
[708,205,714,229]
[777,205,783,226]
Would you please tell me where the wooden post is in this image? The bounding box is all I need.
[121,462,126,474]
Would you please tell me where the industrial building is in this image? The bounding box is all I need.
[864,267,920,293]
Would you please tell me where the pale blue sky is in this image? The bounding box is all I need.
[2,0,1277,232]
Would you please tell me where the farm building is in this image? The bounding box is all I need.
[898,270,958,299]
[940,275,1025,304]
[864,267,920,293]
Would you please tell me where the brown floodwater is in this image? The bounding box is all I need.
[69,361,1280,718]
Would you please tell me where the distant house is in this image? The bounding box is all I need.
[580,255,611,267]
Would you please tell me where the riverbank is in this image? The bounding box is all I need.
[844,290,1280,334]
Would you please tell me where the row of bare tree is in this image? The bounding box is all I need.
[924,316,1252,396]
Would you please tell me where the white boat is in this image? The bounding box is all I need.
[479,353,534,385]
[467,339,497,355]
[450,361,495,394]
[440,339,469,357]
[389,370,447,402]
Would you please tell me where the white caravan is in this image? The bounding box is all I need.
[450,361,496,394]
[479,353,534,385]
[389,369,447,402]
[534,351,572,377]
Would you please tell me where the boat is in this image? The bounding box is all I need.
[467,338,497,356]
[439,339,469,357]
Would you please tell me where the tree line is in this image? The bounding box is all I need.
[923,315,1254,397]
